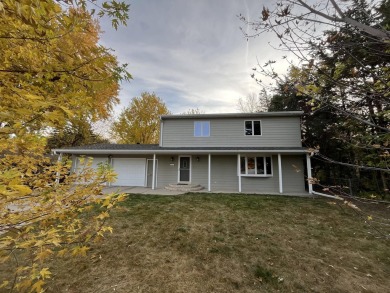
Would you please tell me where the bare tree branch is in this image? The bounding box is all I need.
[296,0,390,39]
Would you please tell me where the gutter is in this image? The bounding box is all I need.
[312,191,343,200]
[161,111,304,120]
[52,149,308,155]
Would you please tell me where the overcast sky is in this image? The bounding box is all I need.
[99,0,286,115]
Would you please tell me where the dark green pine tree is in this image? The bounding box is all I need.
[267,0,389,196]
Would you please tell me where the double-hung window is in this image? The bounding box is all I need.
[240,156,272,176]
[245,120,261,136]
[194,121,210,137]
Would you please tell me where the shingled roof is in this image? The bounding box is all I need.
[161,111,303,120]
[53,144,307,155]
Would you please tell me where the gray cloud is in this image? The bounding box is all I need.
[99,0,288,115]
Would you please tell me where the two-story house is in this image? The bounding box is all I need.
[53,112,313,194]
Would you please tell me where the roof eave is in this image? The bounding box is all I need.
[160,111,304,120]
[53,149,308,155]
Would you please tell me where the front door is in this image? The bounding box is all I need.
[179,156,191,182]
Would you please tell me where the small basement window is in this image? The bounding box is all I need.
[245,120,261,136]
[194,121,210,137]
[240,156,272,176]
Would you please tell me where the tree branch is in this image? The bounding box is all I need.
[314,153,389,172]
[329,0,345,18]
[296,0,390,39]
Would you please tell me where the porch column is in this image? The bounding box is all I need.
[278,153,283,193]
[152,153,156,190]
[306,153,313,194]
[208,154,211,192]
[108,156,113,187]
[237,154,242,193]
[55,153,62,185]
[72,154,77,173]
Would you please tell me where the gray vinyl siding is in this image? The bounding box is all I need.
[156,155,239,191]
[161,117,302,147]
[240,155,305,194]
[156,155,178,187]
[156,155,209,188]
[280,155,306,193]
[72,154,305,194]
[241,155,279,193]
[241,176,279,193]
[190,155,209,187]
[209,155,239,191]
[145,154,305,193]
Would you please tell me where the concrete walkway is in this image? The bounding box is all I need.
[102,186,186,195]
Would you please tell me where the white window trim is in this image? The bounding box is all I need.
[238,156,273,177]
[244,120,262,136]
[194,121,210,137]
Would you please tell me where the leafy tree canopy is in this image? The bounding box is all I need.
[0,0,130,291]
[0,0,131,138]
[112,92,171,144]
[46,118,110,150]
[246,0,389,196]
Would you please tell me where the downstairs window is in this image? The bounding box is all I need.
[240,156,272,176]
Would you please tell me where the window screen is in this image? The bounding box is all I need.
[239,156,272,176]
[194,121,210,137]
[245,120,261,136]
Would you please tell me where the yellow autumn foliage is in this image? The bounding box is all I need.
[112,92,171,144]
[0,0,130,291]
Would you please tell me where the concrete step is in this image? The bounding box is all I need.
[164,183,204,192]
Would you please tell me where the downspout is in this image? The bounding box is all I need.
[55,153,63,185]
[312,191,343,200]
[208,154,211,192]
[237,154,242,193]
[278,153,283,193]
[159,119,164,146]
[108,155,113,187]
[72,154,77,173]
[306,153,313,194]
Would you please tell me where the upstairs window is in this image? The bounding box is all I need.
[245,120,261,136]
[194,121,210,137]
[240,156,272,176]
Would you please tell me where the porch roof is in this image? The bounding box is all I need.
[53,144,307,155]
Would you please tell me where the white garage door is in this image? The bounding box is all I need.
[112,158,146,186]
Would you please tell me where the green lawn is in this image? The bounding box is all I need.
[3,194,390,292]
